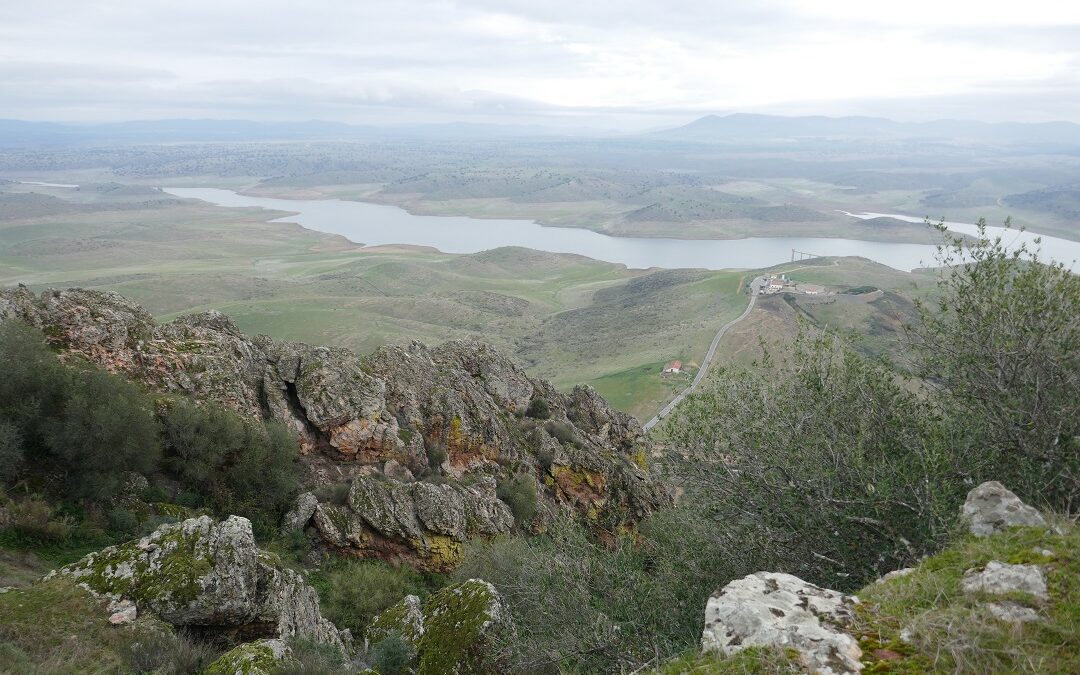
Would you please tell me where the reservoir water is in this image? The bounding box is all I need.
[164,188,1079,272]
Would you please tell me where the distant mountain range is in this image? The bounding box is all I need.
[0,118,580,146]
[650,113,1080,144]
[2,113,1080,146]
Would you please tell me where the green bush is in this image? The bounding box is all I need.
[456,514,745,674]
[272,636,348,674]
[543,420,580,447]
[42,367,161,499]
[496,474,538,527]
[525,398,551,420]
[661,331,958,586]
[0,322,160,499]
[369,630,415,675]
[0,422,23,483]
[159,398,300,537]
[308,559,439,636]
[106,508,139,536]
[0,322,300,539]
[125,629,217,675]
[313,480,351,506]
[909,220,1079,507]
[0,497,74,544]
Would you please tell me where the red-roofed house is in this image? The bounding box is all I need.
[662,360,682,374]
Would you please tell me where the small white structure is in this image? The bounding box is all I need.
[662,360,682,374]
[764,275,791,294]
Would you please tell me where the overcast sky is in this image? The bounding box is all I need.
[2,0,1078,128]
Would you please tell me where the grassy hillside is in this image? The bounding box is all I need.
[0,182,747,420]
[711,257,933,369]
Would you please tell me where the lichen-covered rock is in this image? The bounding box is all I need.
[204,639,290,675]
[367,579,511,675]
[311,475,513,570]
[2,287,671,566]
[281,492,319,532]
[367,594,425,646]
[961,561,1048,601]
[960,481,1046,537]
[701,572,863,675]
[50,516,347,652]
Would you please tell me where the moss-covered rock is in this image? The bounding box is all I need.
[204,639,290,675]
[50,515,349,654]
[367,594,425,647]
[366,579,512,675]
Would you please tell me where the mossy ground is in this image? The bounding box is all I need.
[648,523,1079,674]
[853,522,1079,674]
[0,577,149,673]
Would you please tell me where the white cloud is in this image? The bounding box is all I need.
[0,1,1077,125]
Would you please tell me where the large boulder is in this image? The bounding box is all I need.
[960,481,1046,537]
[49,515,348,652]
[701,572,863,675]
[367,579,512,675]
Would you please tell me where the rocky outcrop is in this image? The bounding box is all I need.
[701,572,863,675]
[307,475,514,570]
[49,515,348,653]
[2,286,669,565]
[960,481,1046,537]
[367,579,512,675]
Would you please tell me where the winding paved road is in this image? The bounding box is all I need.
[642,277,762,431]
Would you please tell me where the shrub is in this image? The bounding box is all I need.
[543,420,580,447]
[308,559,438,636]
[272,636,348,674]
[159,399,301,537]
[1,322,159,498]
[908,220,1079,508]
[369,630,415,675]
[0,421,23,483]
[660,331,957,587]
[125,629,216,675]
[426,445,448,472]
[525,398,551,419]
[0,497,73,543]
[313,481,351,506]
[496,474,538,527]
[106,508,139,536]
[43,367,162,500]
[456,515,745,674]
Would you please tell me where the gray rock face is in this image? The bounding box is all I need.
[961,561,1048,601]
[281,492,319,533]
[701,572,863,675]
[1,286,671,565]
[961,481,1046,537]
[310,475,514,570]
[51,516,348,652]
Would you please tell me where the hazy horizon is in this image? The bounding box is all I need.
[2,1,1079,130]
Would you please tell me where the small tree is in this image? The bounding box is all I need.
[908,219,1079,508]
